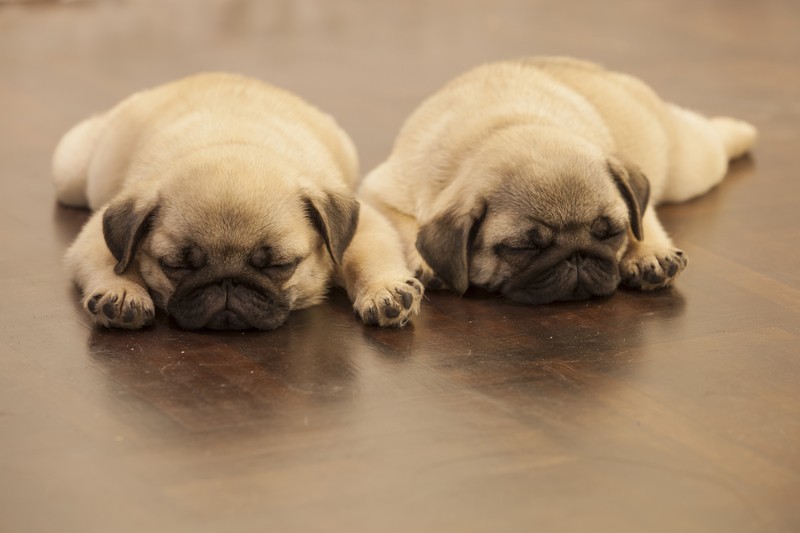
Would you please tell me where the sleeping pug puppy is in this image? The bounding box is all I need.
[54,73,422,329]
[359,57,757,304]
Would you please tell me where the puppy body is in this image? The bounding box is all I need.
[55,73,422,329]
[360,57,756,303]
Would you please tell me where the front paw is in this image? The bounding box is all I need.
[83,283,155,329]
[620,246,688,290]
[354,277,424,327]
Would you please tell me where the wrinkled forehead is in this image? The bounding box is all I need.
[494,156,627,226]
[151,185,313,256]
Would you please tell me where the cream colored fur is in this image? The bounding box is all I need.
[54,73,422,329]
[360,57,757,292]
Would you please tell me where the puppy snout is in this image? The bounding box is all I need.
[168,276,290,330]
[566,252,584,267]
[206,309,249,330]
[220,277,242,297]
[215,276,269,318]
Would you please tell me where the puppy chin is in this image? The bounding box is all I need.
[502,256,620,305]
[168,277,292,331]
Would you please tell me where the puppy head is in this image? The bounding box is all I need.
[416,135,648,304]
[103,156,359,330]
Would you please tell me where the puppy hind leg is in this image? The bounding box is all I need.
[65,211,155,329]
[660,105,730,204]
[338,202,424,327]
[52,115,107,207]
[711,116,758,160]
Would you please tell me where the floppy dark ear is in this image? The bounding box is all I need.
[416,201,487,294]
[304,191,360,264]
[608,159,650,241]
[102,197,160,275]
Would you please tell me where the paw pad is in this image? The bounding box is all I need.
[354,277,424,327]
[83,285,155,329]
[621,247,688,291]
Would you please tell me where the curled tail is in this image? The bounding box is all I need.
[711,116,757,160]
[52,115,106,207]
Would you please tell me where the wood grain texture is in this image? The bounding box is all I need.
[1,1,798,532]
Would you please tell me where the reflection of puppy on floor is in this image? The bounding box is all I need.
[54,73,422,330]
[360,57,757,304]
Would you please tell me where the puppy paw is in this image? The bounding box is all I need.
[83,283,155,329]
[354,277,424,327]
[620,246,688,290]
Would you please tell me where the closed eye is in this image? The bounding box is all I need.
[595,226,626,240]
[494,243,541,256]
[158,257,194,274]
[159,246,206,275]
[591,217,626,240]
[259,258,301,279]
[589,217,628,241]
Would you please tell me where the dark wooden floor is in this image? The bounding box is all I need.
[2,1,799,532]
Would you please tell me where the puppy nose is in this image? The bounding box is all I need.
[566,252,584,266]
[219,278,244,307]
[220,278,239,291]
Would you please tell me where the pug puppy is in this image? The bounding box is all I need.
[54,73,422,329]
[359,57,757,303]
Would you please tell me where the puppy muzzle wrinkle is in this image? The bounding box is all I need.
[502,249,619,304]
[168,276,290,330]
[566,252,583,267]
